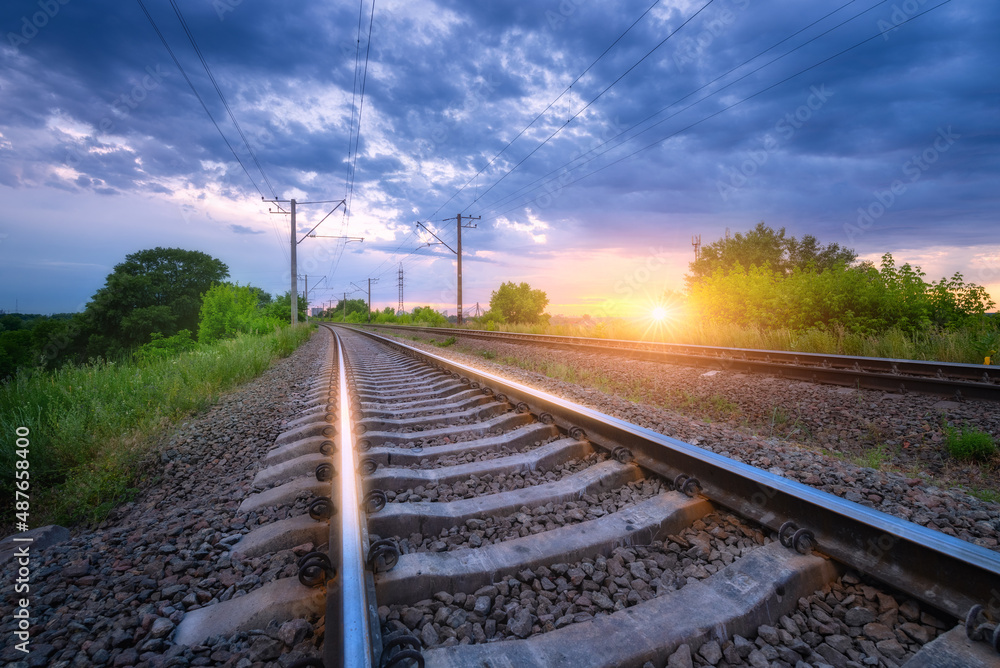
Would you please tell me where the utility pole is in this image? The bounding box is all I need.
[265,197,347,326]
[343,292,347,321]
[290,199,297,325]
[397,263,404,314]
[455,213,479,326]
[351,280,378,322]
[415,212,478,326]
[692,234,701,262]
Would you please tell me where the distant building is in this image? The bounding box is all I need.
[310,308,325,317]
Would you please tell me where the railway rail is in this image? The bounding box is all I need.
[173,325,1000,667]
[359,323,1000,402]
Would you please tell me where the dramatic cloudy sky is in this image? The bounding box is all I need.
[1,0,997,318]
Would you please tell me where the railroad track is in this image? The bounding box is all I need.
[359,323,1000,402]
[173,325,1000,667]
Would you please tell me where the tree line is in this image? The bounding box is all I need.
[0,247,305,379]
[685,222,995,335]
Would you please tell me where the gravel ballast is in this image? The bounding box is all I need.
[0,330,331,668]
[374,330,1000,553]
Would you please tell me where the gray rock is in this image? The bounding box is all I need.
[150,617,175,639]
[420,623,439,648]
[402,607,425,629]
[446,609,468,629]
[733,634,755,658]
[698,639,722,665]
[667,644,693,668]
[474,596,491,616]
[278,619,312,646]
[758,624,781,645]
[875,638,906,659]
[507,609,534,639]
[844,607,875,626]
[246,636,283,662]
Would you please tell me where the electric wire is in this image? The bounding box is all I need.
[422,0,665,223]
[135,0,264,198]
[372,0,671,284]
[330,0,377,282]
[135,0,288,264]
[482,0,875,215]
[486,0,955,222]
[462,0,718,212]
[167,0,278,199]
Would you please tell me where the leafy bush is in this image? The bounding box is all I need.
[687,253,994,336]
[135,330,199,363]
[944,424,997,461]
[199,283,283,343]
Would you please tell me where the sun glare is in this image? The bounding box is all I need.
[651,306,668,321]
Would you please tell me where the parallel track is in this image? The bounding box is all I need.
[173,325,1000,667]
[358,323,1000,402]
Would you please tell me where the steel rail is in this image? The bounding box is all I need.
[357,323,1000,401]
[326,328,376,668]
[338,325,1000,624]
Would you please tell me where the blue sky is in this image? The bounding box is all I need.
[1,0,997,318]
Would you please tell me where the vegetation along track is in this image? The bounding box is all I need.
[360,324,1000,403]
[172,325,1000,668]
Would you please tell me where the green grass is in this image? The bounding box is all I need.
[967,487,1000,504]
[852,444,893,470]
[0,324,314,527]
[407,318,997,365]
[944,423,997,461]
[432,336,457,348]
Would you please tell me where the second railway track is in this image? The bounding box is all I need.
[329,325,1000,667]
[358,323,1000,402]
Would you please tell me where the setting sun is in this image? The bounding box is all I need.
[651,306,668,321]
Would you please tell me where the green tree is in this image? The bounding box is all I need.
[198,283,280,343]
[329,298,369,321]
[261,291,307,324]
[409,306,449,327]
[488,282,549,324]
[687,222,856,285]
[83,247,229,355]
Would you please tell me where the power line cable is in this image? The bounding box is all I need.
[423,0,665,222]
[167,0,278,199]
[463,0,718,213]
[135,0,264,198]
[483,0,875,214]
[486,0,955,222]
[330,0,377,281]
[134,0,287,263]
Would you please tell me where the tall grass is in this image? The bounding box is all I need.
[456,320,996,364]
[0,324,313,527]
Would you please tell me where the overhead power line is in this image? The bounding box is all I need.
[423,0,665,222]
[463,0,718,213]
[486,0,956,222]
[482,0,877,215]
[329,0,378,282]
[134,0,287,262]
[167,0,277,199]
[135,0,264,198]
